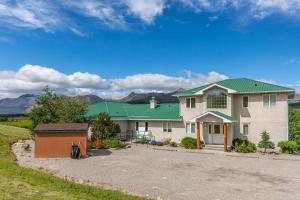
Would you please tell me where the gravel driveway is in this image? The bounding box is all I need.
[13,140,300,200]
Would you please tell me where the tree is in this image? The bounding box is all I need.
[56,96,87,123]
[90,112,120,142]
[289,108,300,141]
[28,87,88,127]
[258,131,275,153]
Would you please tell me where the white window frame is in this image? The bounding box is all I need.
[186,97,196,109]
[242,123,250,135]
[243,96,249,108]
[186,122,195,134]
[163,122,172,133]
[263,94,277,107]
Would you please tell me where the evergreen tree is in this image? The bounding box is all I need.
[258,131,275,153]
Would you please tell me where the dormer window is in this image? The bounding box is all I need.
[207,91,227,109]
[186,97,196,108]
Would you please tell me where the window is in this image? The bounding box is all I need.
[145,122,148,132]
[186,122,195,134]
[263,95,277,107]
[191,123,195,133]
[263,95,269,107]
[208,124,212,134]
[270,95,276,107]
[207,91,227,109]
[243,96,249,108]
[163,122,172,132]
[186,122,190,133]
[135,122,139,131]
[214,124,221,134]
[243,124,249,135]
[186,97,196,108]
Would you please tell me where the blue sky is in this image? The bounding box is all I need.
[0,0,300,99]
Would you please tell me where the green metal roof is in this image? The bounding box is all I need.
[175,78,294,96]
[86,102,181,121]
[210,111,235,122]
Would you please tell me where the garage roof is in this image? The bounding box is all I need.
[33,123,89,132]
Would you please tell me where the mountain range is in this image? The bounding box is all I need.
[0,92,179,115]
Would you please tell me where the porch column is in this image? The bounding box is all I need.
[196,121,201,149]
[223,123,228,152]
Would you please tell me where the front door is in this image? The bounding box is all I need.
[207,123,223,144]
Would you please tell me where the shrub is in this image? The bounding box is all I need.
[170,141,178,147]
[140,136,150,144]
[181,137,197,149]
[233,139,256,153]
[278,141,298,154]
[162,138,172,145]
[92,140,106,149]
[232,138,244,149]
[105,138,126,149]
[258,131,275,153]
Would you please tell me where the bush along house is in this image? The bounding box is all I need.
[86,78,295,152]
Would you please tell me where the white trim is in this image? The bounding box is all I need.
[173,89,294,97]
[189,111,234,123]
[262,94,277,108]
[185,122,195,134]
[195,84,237,95]
[185,97,196,109]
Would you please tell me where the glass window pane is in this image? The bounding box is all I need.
[191,98,196,108]
[145,122,148,131]
[168,123,172,132]
[243,96,248,107]
[263,96,270,107]
[214,125,220,134]
[191,123,195,133]
[163,123,167,132]
[207,91,227,109]
[243,124,249,135]
[186,123,190,133]
[270,95,276,107]
[136,122,139,131]
[186,98,190,108]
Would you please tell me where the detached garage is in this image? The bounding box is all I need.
[33,123,88,158]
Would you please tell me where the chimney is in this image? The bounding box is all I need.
[150,96,157,109]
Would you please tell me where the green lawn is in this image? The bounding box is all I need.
[0,118,33,129]
[0,125,146,200]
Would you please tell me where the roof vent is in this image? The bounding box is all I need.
[150,96,157,109]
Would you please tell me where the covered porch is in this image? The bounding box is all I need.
[189,111,235,152]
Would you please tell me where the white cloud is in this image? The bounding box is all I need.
[0,0,62,32]
[0,65,228,99]
[111,71,228,90]
[124,0,165,24]
[63,0,128,29]
[0,64,109,95]
[1,0,300,34]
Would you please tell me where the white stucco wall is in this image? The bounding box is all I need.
[232,93,289,145]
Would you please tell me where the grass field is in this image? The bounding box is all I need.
[0,119,33,129]
[0,125,145,200]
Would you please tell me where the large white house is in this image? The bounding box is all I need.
[87,78,295,151]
